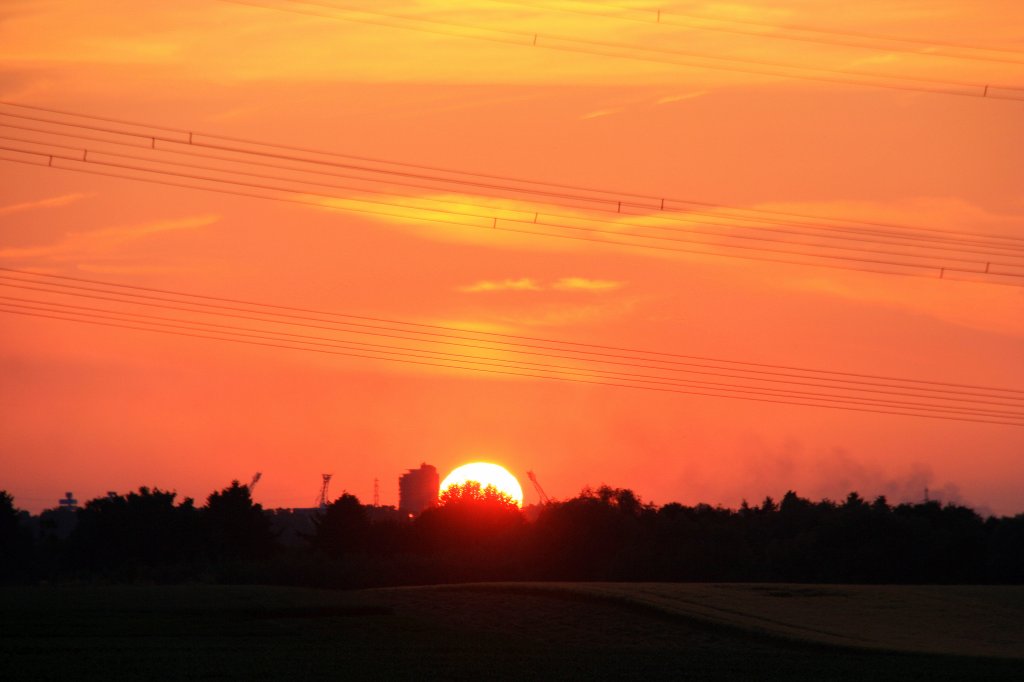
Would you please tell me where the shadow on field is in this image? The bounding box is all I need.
[1,584,1022,681]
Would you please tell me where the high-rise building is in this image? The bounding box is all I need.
[398,463,439,517]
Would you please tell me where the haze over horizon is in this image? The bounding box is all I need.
[1,1,1022,516]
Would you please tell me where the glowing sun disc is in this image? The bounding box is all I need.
[440,462,524,507]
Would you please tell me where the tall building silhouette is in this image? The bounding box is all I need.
[399,463,439,517]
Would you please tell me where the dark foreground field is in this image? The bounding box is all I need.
[2,583,1022,681]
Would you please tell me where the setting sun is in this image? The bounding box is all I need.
[440,462,524,508]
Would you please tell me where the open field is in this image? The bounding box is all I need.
[2,583,1022,680]
[466,582,1024,659]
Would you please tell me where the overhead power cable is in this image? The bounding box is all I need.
[217,0,1024,102]
[3,101,1021,250]
[1,104,1021,287]
[2,276,1020,409]
[487,0,1024,66]
[6,266,1022,398]
[3,298,1018,422]
[3,118,1019,262]
[0,269,1021,426]
[3,144,1020,285]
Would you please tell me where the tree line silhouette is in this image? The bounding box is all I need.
[2,483,1022,586]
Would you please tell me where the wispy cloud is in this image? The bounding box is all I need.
[0,192,90,216]
[459,277,624,293]
[552,277,623,292]
[580,108,623,120]
[459,278,541,293]
[0,214,218,261]
[76,263,181,276]
[655,91,707,104]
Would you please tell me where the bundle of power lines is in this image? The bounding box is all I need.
[224,0,1024,101]
[2,102,1022,286]
[1,268,1021,427]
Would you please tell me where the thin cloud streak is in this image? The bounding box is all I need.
[459,277,623,293]
[0,192,90,216]
[552,277,623,292]
[0,214,219,262]
[459,277,542,292]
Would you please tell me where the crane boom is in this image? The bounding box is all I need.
[527,470,552,505]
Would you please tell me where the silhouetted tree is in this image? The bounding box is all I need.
[0,491,32,581]
[311,493,370,558]
[8,480,1024,586]
[438,481,519,511]
[69,487,199,575]
[202,481,275,560]
[0,491,20,545]
[532,486,655,580]
[414,482,525,580]
[987,513,1024,582]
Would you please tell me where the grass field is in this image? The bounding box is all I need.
[469,582,1024,659]
[2,583,1022,680]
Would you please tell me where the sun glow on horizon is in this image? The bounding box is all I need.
[440,462,524,507]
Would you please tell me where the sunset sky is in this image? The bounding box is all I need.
[1,0,1022,515]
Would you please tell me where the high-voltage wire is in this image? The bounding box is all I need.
[488,0,1024,66]
[2,278,1020,407]
[1,106,1021,286]
[3,297,1019,421]
[218,0,1024,101]
[3,118,1022,261]
[4,101,1022,250]
[4,121,1018,264]
[5,266,1022,398]
[1,271,1021,426]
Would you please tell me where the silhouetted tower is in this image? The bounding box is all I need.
[373,477,380,507]
[399,463,439,517]
[57,491,78,510]
[317,474,332,509]
[527,471,551,505]
[249,472,262,492]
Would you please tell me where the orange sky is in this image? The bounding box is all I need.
[1,1,1023,515]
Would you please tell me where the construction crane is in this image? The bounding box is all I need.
[248,472,262,493]
[527,470,552,505]
[317,474,332,509]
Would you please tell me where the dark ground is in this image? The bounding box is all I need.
[1,584,1022,681]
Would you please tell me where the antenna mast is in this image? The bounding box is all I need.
[317,474,332,509]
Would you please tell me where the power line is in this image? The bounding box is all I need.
[5,121,1019,267]
[5,266,1020,397]
[4,149,1019,287]
[1,112,1021,286]
[4,296,1019,421]
[1,270,1021,426]
[2,303,1019,427]
[4,101,1022,249]
[4,118,1023,263]
[217,0,1024,102]
[488,0,1024,66]
[3,280,1020,410]
[6,293,1017,415]
[8,301,1018,427]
